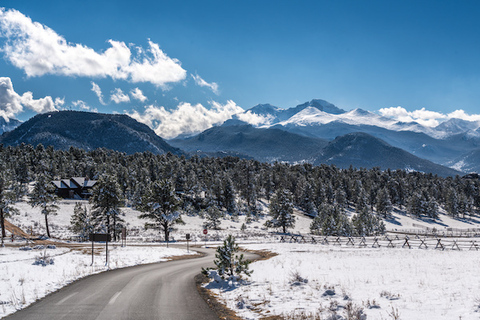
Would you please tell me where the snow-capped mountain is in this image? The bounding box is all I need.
[238,99,480,141]
[172,99,480,173]
[434,118,480,137]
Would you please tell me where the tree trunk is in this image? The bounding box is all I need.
[107,215,110,238]
[0,208,5,238]
[44,211,51,238]
[113,214,117,242]
[163,221,169,242]
[1,208,5,246]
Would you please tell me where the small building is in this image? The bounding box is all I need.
[51,177,97,199]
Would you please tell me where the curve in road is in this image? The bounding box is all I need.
[5,247,225,320]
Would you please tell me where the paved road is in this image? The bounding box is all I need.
[5,246,247,320]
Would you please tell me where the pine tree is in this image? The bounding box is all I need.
[29,173,59,238]
[90,174,124,241]
[138,179,183,242]
[211,235,252,280]
[352,207,385,236]
[70,202,94,241]
[0,171,19,245]
[203,205,223,230]
[265,188,295,234]
[376,188,393,218]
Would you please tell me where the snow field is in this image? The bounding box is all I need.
[207,243,480,319]
[6,200,480,319]
[0,245,194,318]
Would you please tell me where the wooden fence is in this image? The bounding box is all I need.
[279,234,480,251]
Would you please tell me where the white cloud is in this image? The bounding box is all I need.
[0,8,187,87]
[191,74,219,95]
[127,100,244,139]
[447,110,480,122]
[130,87,147,102]
[236,110,275,126]
[71,100,97,112]
[54,97,65,108]
[91,82,105,105]
[110,88,130,104]
[0,76,58,120]
[379,106,480,127]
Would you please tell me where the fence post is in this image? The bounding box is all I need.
[435,238,445,251]
[402,236,410,249]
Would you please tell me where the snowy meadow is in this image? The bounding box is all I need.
[206,242,480,320]
[4,200,480,319]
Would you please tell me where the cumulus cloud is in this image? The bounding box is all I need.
[71,100,96,112]
[0,8,187,87]
[54,97,65,108]
[91,82,105,105]
[130,87,147,102]
[127,100,244,139]
[447,110,480,122]
[236,111,275,126]
[191,74,219,95]
[0,76,58,120]
[110,88,130,104]
[379,106,480,127]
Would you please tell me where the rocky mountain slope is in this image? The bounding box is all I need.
[0,111,181,155]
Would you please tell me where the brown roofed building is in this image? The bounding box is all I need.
[51,177,97,199]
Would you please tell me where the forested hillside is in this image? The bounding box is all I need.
[1,143,479,237]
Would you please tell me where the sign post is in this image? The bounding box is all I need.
[186,233,190,253]
[89,233,112,266]
[121,227,127,247]
[203,229,208,247]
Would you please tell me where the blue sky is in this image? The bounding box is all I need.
[1,1,480,138]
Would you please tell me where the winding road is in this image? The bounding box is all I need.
[5,246,250,320]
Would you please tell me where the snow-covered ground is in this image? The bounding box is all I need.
[207,243,480,320]
[4,200,480,319]
[0,244,194,318]
[7,199,315,243]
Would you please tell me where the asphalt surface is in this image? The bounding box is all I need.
[5,246,251,320]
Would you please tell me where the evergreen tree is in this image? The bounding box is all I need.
[70,202,94,241]
[310,203,354,236]
[90,175,124,241]
[352,207,385,236]
[209,235,252,280]
[138,179,183,242]
[203,205,223,230]
[223,177,237,214]
[265,188,295,233]
[29,173,59,238]
[0,171,19,244]
[376,187,393,218]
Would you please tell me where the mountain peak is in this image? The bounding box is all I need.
[295,99,346,115]
[247,103,282,116]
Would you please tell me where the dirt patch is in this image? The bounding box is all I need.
[4,219,33,238]
[168,252,205,261]
[195,273,244,320]
[245,249,278,261]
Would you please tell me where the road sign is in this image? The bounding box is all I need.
[89,233,111,267]
[89,233,111,242]
[203,229,208,235]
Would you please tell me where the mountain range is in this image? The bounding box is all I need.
[171,99,478,174]
[1,98,479,176]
